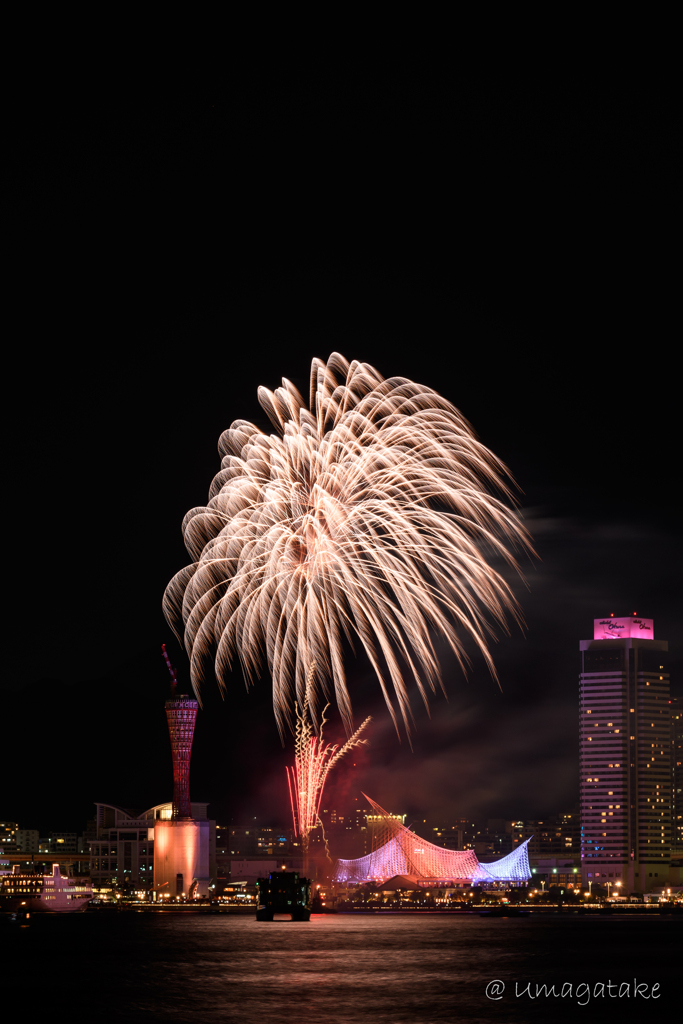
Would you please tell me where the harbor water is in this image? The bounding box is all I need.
[2,911,679,1021]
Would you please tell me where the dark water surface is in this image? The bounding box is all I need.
[2,912,679,1022]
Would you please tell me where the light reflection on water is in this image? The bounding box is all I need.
[3,912,678,1021]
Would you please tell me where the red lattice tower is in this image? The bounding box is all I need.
[161,646,198,820]
[165,696,198,819]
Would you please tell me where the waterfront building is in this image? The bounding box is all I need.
[580,614,671,891]
[529,859,581,889]
[334,796,532,887]
[89,800,216,892]
[49,832,78,852]
[154,815,213,897]
[366,812,406,855]
[427,820,473,852]
[672,696,682,854]
[229,856,303,885]
[212,826,300,889]
[15,829,39,853]
[90,802,162,888]
[227,825,291,858]
[513,810,581,861]
[317,801,378,859]
[0,822,18,852]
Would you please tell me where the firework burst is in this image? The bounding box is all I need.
[163,353,532,736]
[287,669,370,868]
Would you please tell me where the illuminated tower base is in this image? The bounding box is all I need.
[154,818,211,897]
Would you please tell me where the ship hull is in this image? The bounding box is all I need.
[1,895,92,914]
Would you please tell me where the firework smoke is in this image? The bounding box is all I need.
[164,353,532,736]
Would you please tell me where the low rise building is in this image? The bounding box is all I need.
[529,857,582,889]
[89,801,216,893]
[15,829,39,853]
[0,822,18,852]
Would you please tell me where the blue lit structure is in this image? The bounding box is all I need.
[333,795,532,886]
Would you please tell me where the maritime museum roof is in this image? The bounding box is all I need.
[333,794,532,886]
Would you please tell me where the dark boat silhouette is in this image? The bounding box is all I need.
[256,871,311,921]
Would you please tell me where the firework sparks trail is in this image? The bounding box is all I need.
[287,667,371,869]
[163,353,533,736]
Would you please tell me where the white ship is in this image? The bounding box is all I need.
[1,863,93,913]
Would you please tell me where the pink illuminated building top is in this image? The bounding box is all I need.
[593,615,654,640]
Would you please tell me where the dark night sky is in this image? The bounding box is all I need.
[7,75,679,834]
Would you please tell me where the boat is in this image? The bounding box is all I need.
[1,863,93,913]
[256,870,311,921]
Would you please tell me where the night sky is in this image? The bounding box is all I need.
[8,77,678,835]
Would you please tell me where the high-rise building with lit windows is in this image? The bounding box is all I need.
[671,697,683,854]
[580,615,671,892]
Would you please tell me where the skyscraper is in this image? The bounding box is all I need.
[580,615,671,892]
[671,696,683,854]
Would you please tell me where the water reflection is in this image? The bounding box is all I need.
[3,912,678,1021]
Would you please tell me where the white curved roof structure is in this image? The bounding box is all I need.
[333,794,531,885]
